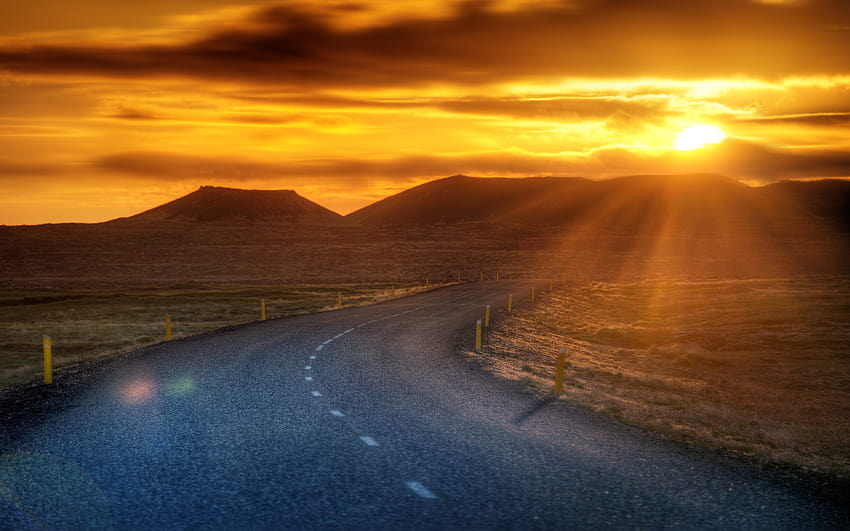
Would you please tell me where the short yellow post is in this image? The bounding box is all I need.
[496,272,500,281]
[391,286,396,300]
[484,305,491,327]
[507,294,513,312]
[531,286,536,302]
[261,299,267,320]
[426,278,430,287]
[165,314,172,341]
[554,347,567,394]
[480,271,484,281]
[549,279,553,291]
[475,320,482,350]
[337,292,343,309]
[43,335,53,385]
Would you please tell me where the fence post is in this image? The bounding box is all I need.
[475,320,482,350]
[554,347,567,394]
[165,314,172,341]
[43,335,52,385]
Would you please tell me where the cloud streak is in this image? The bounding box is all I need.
[2,0,850,87]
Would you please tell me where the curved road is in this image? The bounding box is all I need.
[0,282,846,529]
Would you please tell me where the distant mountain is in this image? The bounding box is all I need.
[345,174,760,228]
[761,179,850,233]
[118,186,344,224]
[345,175,595,225]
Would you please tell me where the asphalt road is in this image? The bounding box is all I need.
[0,282,847,529]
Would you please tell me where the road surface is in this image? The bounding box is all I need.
[0,282,847,529]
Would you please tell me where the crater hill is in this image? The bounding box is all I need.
[118,186,343,224]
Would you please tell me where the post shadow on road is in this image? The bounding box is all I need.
[512,396,556,425]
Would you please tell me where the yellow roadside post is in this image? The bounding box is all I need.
[507,294,513,312]
[391,286,396,300]
[484,305,491,327]
[337,292,343,309]
[496,272,500,281]
[531,286,536,302]
[480,271,484,281]
[554,347,567,394]
[165,314,172,341]
[475,320,482,350]
[261,299,267,320]
[43,335,52,385]
[457,272,462,283]
[549,279,553,291]
[426,278,430,287]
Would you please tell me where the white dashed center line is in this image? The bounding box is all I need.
[315,344,324,351]
[359,436,380,447]
[309,355,316,360]
[305,366,312,370]
[305,376,313,381]
[330,410,345,417]
[405,481,437,499]
[311,391,322,397]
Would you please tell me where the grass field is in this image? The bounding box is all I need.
[471,277,850,477]
[0,283,436,388]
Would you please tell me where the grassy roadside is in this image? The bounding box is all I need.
[468,278,850,478]
[0,283,440,389]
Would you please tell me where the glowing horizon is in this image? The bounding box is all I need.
[1,0,849,224]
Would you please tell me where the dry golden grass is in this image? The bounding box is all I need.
[0,283,438,389]
[470,278,850,477]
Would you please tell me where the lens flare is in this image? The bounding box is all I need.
[674,125,727,151]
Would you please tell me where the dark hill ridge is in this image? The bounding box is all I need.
[119,186,343,224]
[346,174,770,228]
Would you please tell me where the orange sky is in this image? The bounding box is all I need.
[1,0,849,224]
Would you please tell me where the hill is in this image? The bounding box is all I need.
[118,186,343,224]
[346,174,768,229]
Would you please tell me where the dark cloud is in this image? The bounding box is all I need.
[737,112,850,127]
[93,138,850,185]
[0,157,68,176]
[2,0,849,87]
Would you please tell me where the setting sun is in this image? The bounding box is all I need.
[674,125,728,151]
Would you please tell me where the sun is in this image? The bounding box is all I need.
[674,125,727,151]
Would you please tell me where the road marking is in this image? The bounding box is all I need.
[316,345,324,351]
[322,339,333,345]
[330,410,344,417]
[312,391,322,397]
[333,333,344,339]
[309,355,316,360]
[359,436,379,447]
[305,366,312,370]
[405,481,437,499]
[344,328,355,334]
[305,376,313,381]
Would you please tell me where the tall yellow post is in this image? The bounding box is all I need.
[554,347,567,394]
[337,292,343,309]
[475,320,482,350]
[43,335,52,385]
[261,299,267,320]
[165,314,172,341]
[484,305,491,327]
[507,294,513,312]
[531,286,536,302]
